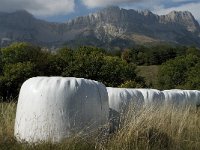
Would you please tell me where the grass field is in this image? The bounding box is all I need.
[0,102,200,150]
[137,65,159,88]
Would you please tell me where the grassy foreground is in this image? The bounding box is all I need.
[0,102,200,150]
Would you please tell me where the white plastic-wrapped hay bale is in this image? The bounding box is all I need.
[135,89,164,105]
[126,89,145,105]
[183,90,199,106]
[14,77,109,143]
[195,91,200,107]
[106,88,146,112]
[106,87,136,112]
[163,89,187,105]
[106,87,144,132]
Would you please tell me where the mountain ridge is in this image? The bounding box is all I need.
[0,6,200,48]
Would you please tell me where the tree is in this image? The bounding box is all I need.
[119,80,146,88]
[0,62,36,99]
[186,46,200,56]
[1,42,57,76]
[121,49,133,63]
[0,49,3,75]
[158,54,200,89]
[121,48,139,64]
[61,47,144,88]
[61,46,104,80]
[1,42,42,64]
[99,56,139,87]
[185,63,200,89]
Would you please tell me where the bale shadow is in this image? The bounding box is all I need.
[109,108,120,134]
[146,128,173,150]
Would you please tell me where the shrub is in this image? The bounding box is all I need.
[158,54,200,89]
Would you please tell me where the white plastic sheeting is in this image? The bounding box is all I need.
[134,89,165,105]
[106,87,144,132]
[107,88,200,113]
[163,90,200,106]
[107,88,165,112]
[107,87,133,112]
[106,87,145,113]
[107,87,200,133]
[14,77,109,143]
[162,90,186,105]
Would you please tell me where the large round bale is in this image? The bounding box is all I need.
[107,88,164,112]
[126,89,145,107]
[183,90,199,105]
[106,87,144,132]
[14,77,109,143]
[163,89,187,105]
[195,91,200,107]
[135,89,164,105]
[106,87,134,113]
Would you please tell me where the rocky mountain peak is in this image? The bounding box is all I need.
[0,8,200,48]
[138,9,155,16]
[0,10,38,31]
[8,10,34,19]
[159,10,200,33]
[102,6,121,12]
[166,10,194,22]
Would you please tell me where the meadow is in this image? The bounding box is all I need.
[0,102,199,150]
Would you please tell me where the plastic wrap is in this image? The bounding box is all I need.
[14,77,109,143]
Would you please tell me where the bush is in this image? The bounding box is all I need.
[99,57,138,87]
[0,62,36,99]
[0,44,145,100]
[1,42,42,65]
[158,54,200,89]
[62,46,104,79]
[119,80,146,88]
[61,47,144,87]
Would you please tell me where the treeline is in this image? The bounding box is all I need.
[120,45,199,65]
[0,42,199,101]
[121,45,200,90]
[0,43,145,100]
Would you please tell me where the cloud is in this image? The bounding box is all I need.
[171,0,195,2]
[0,0,199,24]
[0,0,75,16]
[81,0,142,8]
[153,2,200,23]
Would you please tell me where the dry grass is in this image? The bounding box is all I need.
[107,104,200,150]
[0,102,200,150]
[0,102,16,140]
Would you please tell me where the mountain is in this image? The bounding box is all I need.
[0,7,200,49]
[0,10,69,47]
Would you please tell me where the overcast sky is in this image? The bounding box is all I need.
[0,0,199,23]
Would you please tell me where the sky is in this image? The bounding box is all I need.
[0,0,199,23]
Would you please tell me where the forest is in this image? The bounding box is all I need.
[0,42,199,101]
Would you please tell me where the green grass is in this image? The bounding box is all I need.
[0,102,200,150]
[137,65,159,88]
